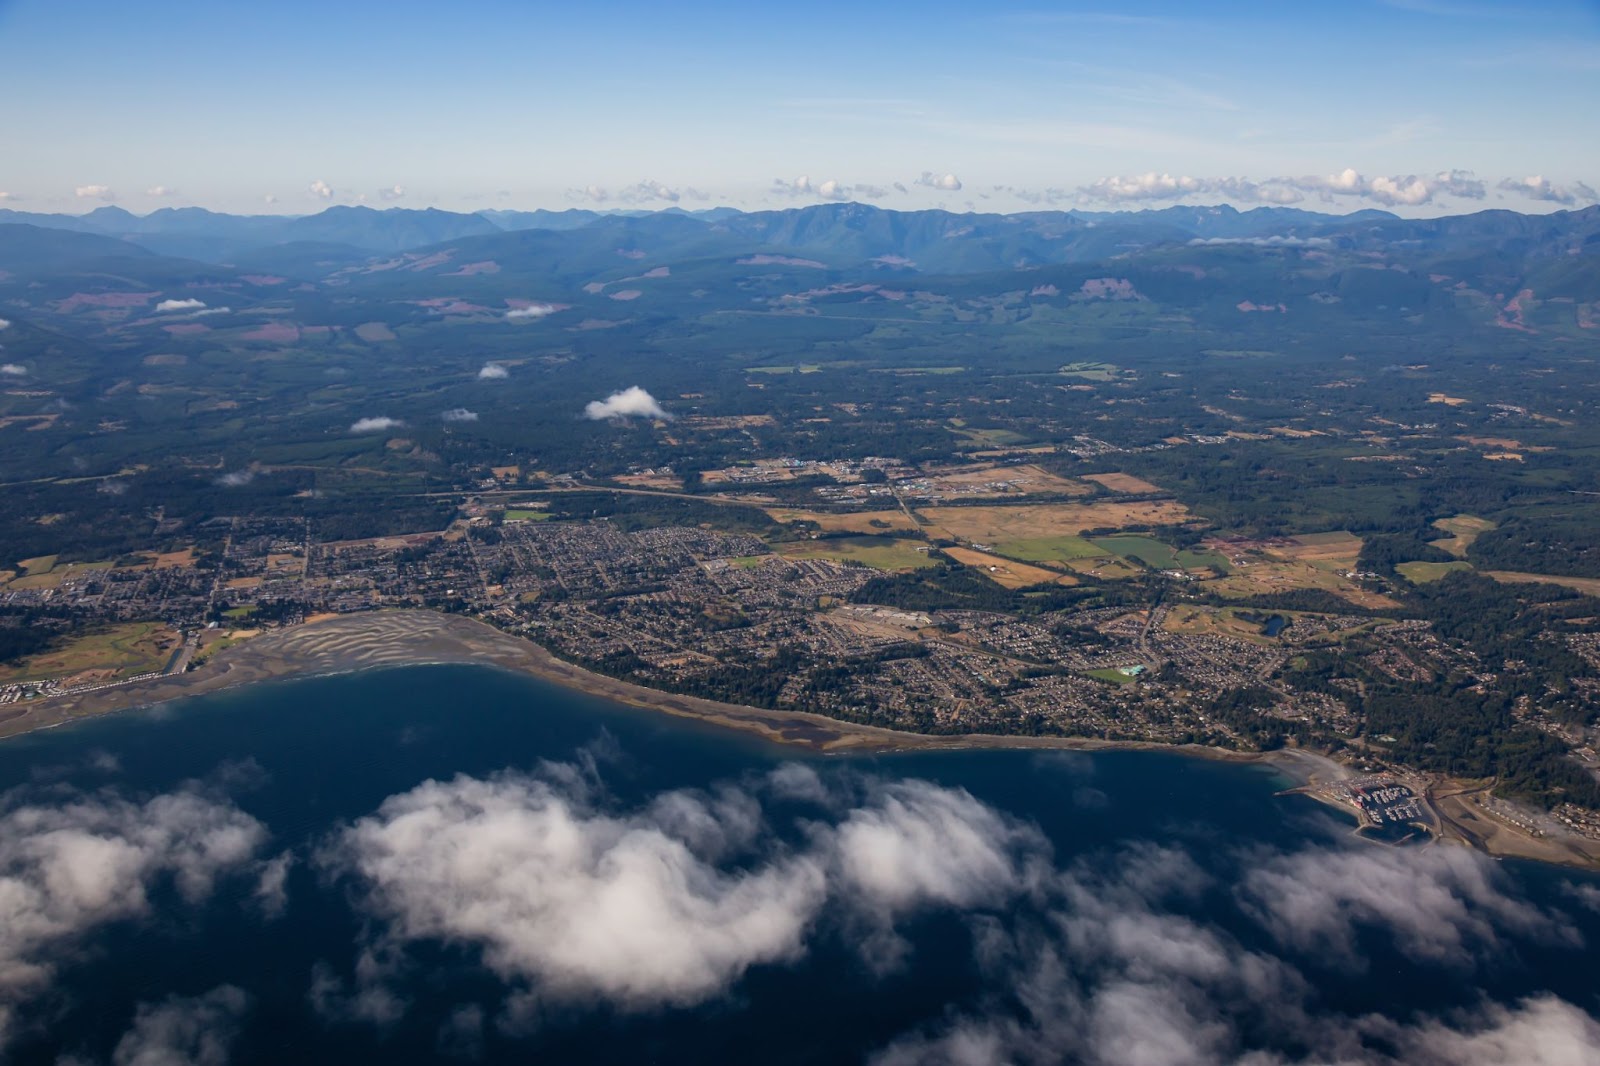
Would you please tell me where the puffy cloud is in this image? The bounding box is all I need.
[323,772,828,1011]
[378,185,405,201]
[350,416,403,433]
[772,176,816,198]
[440,408,478,423]
[1291,168,1486,206]
[309,179,334,200]
[1080,171,1208,202]
[0,319,10,330]
[74,184,115,201]
[1498,175,1600,206]
[477,363,509,380]
[0,786,267,1047]
[0,365,24,377]
[915,172,963,191]
[583,386,670,421]
[215,468,255,487]
[505,303,557,321]
[817,179,851,201]
[156,298,206,313]
[111,986,250,1066]
[144,185,178,198]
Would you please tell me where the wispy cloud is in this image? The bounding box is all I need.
[350,416,403,433]
[74,184,115,202]
[309,179,334,200]
[0,364,27,376]
[441,408,478,422]
[571,179,685,204]
[1077,168,1489,207]
[584,386,670,421]
[378,185,405,201]
[145,185,178,198]
[505,303,558,321]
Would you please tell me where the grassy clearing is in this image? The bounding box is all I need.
[1082,472,1163,494]
[0,622,177,684]
[1397,560,1473,583]
[996,535,1107,563]
[1059,361,1119,381]
[1203,558,1400,611]
[777,536,937,571]
[748,364,821,374]
[1429,514,1496,558]
[1088,535,1229,572]
[503,509,551,522]
[5,559,116,591]
[1086,667,1138,684]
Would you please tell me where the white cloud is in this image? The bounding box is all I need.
[0,786,267,1047]
[145,185,178,198]
[309,179,334,200]
[350,416,403,433]
[263,194,278,206]
[1080,172,1209,202]
[772,176,816,198]
[112,986,250,1066]
[817,179,850,201]
[477,363,509,380]
[378,185,405,201]
[505,303,558,321]
[0,318,10,330]
[156,299,207,313]
[0,364,25,376]
[915,172,963,191]
[74,184,115,202]
[441,408,478,423]
[583,386,670,421]
[1498,175,1600,206]
[215,468,255,487]
[0,192,16,202]
[855,184,889,199]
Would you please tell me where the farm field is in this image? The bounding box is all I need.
[776,536,937,571]
[915,499,1194,546]
[503,509,551,522]
[995,534,1107,564]
[1268,531,1365,569]
[1087,535,1229,572]
[1430,514,1497,557]
[909,462,1089,498]
[0,622,179,685]
[940,546,1075,589]
[2,556,116,591]
[765,508,920,534]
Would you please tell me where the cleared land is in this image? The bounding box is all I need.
[1203,556,1400,610]
[1270,531,1365,569]
[3,558,116,590]
[916,499,1194,546]
[1398,560,1473,583]
[1088,535,1228,572]
[776,536,936,571]
[1083,472,1164,494]
[941,546,1075,589]
[912,463,1088,498]
[1486,571,1600,597]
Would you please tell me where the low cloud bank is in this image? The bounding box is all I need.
[350,416,403,434]
[477,364,509,380]
[583,386,669,421]
[0,364,25,377]
[319,762,1599,1063]
[505,304,557,321]
[155,299,206,313]
[441,408,478,423]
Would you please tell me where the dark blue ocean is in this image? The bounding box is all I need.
[2,665,1598,1064]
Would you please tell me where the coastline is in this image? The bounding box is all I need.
[3,609,1593,869]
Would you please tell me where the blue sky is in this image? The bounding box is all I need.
[1,0,1597,216]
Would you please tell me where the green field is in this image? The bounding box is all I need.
[0,622,173,684]
[748,364,821,374]
[1397,560,1474,583]
[1087,667,1138,685]
[503,509,551,522]
[996,535,1107,563]
[1089,535,1228,572]
[777,536,937,571]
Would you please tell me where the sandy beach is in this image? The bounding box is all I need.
[5,609,1592,868]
